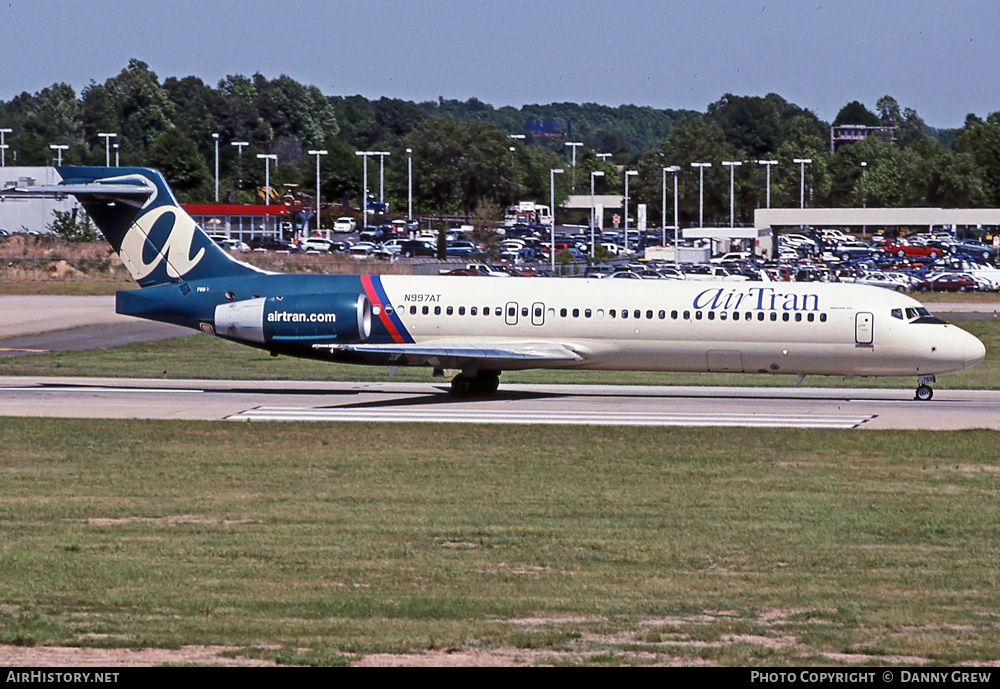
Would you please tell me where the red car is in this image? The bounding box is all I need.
[914,274,979,292]
[882,239,945,260]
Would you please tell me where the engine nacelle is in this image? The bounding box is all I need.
[214,293,372,345]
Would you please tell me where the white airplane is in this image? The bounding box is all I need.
[13,167,986,400]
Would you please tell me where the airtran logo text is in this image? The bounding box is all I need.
[267,311,338,324]
[693,287,820,312]
[119,205,205,281]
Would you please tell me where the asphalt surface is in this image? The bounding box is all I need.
[2,377,999,430]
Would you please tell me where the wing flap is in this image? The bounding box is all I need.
[314,340,584,369]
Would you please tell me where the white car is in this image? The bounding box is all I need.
[301,237,335,252]
[333,217,357,233]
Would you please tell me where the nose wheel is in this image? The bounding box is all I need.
[914,375,935,401]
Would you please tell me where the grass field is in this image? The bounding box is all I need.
[1,420,999,666]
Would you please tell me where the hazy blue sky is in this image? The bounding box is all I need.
[2,0,997,128]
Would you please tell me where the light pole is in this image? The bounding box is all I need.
[231,141,249,193]
[793,158,812,209]
[663,165,680,247]
[590,170,604,259]
[596,152,612,163]
[212,133,220,202]
[721,161,742,228]
[668,166,681,266]
[355,151,374,230]
[113,143,119,167]
[98,132,117,167]
[565,141,583,191]
[757,159,777,209]
[256,153,277,206]
[49,144,68,166]
[860,161,868,238]
[0,128,11,167]
[375,151,390,206]
[550,168,564,273]
[691,162,711,228]
[307,149,327,235]
[406,147,413,223]
[624,170,637,256]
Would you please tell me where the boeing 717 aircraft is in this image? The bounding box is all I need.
[13,167,986,400]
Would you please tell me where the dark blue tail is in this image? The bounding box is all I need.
[57,166,262,287]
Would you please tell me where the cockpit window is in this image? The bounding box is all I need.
[891,308,903,320]
[907,306,948,325]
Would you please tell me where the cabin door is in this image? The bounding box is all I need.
[855,312,874,345]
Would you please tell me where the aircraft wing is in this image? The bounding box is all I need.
[316,340,584,370]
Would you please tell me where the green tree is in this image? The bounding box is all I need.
[145,128,211,201]
[47,209,98,242]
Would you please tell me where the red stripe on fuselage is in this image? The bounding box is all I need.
[361,274,405,343]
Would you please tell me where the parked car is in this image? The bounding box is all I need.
[247,237,296,252]
[948,240,997,262]
[882,239,944,260]
[834,241,880,261]
[208,235,250,252]
[301,237,335,252]
[399,239,437,258]
[914,273,979,292]
[333,217,356,233]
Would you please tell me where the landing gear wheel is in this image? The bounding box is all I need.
[915,384,934,401]
[450,371,501,397]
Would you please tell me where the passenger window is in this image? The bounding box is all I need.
[447,306,454,315]
[646,310,653,319]
[534,307,542,317]
[410,305,417,315]
[521,307,529,317]
[572,308,580,318]
[719,312,727,321]
[732,312,739,321]
[782,313,789,322]
[671,310,678,319]
[585,309,592,318]
[695,311,702,320]
[495,307,502,316]
[795,313,802,322]
[707,311,715,320]
[633,310,641,319]
[683,311,690,319]
[435,306,441,315]
[820,313,827,322]
[757,312,765,321]
[658,310,666,319]
[458,306,465,315]
[622,310,628,319]
[807,313,815,322]
[770,313,777,321]
[560,308,567,317]
[470,307,477,316]
[596,309,604,318]
[508,306,516,317]
[609,309,616,318]
[422,306,429,315]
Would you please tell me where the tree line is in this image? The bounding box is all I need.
[2,59,998,227]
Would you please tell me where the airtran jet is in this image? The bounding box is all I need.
[12,167,985,399]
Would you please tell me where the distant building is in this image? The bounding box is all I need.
[830,124,897,153]
[0,167,78,234]
[525,119,569,137]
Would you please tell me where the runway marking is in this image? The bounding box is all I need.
[0,385,203,394]
[0,347,50,353]
[227,406,875,429]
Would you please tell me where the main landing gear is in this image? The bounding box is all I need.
[450,371,501,397]
[915,375,935,401]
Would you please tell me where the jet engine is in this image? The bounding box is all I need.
[213,293,372,345]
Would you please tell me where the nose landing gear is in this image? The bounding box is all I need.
[915,375,935,401]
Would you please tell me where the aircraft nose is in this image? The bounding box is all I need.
[965,330,986,369]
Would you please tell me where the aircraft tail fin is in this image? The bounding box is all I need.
[54,166,264,287]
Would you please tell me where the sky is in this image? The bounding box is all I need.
[2,0,997,129]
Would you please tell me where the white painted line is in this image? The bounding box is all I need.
[0,386,203,394]
[226,406,874,429]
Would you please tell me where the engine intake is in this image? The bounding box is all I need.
[214,293,372,345]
